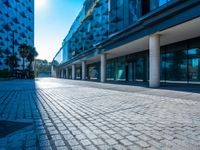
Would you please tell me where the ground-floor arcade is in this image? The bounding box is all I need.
[52,17,200,87]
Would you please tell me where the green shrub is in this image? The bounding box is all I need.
[27,71,35,79]
[0,70,12,78]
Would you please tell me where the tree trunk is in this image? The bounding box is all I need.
[23,57,25,72]
[30,61,33,71]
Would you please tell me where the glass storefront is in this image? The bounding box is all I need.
[76,67,82,80]
[188,48,200,83]
[161,37,200,84]
[188,39,200,83]
[104,37,200,84]
[105,51,148,82]
[116,56,126,81]
[165,44,188,83]
[63,37,199,85]
[87,63,100,80]
[135,52,148,82]
[68,68,72,79]
[106,59,116,80]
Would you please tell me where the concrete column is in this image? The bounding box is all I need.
[149,34,160,88]
[51,65,56,77]
[82,61,86,80]
[101,54,106,83]
[66,67,69,79]
[60,69,63,78]
[72,64,75,80]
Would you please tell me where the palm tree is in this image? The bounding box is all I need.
[27,47,38,71]
[4,55,19,71]
[18,44,30,72]
[0,48,4,67]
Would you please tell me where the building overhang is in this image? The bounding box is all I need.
[55,0,200,69]
[98,0,200,51]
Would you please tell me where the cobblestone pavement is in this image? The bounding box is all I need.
[0,78,200,150]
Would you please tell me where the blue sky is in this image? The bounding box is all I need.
[35,0,85,61]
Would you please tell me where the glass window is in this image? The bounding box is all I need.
[68,68,72,79]
[129,0,139,24]
[76,68,81,80]
[160,50,166,81]
[127,62,133,81]
[135,55,144,81]
[150,0,159,10]
[142,0,171,15]
[106,59,116,80]
[116,56,126,81]
[109,0,124,34]
[151,0,171,10]
[161,38,200,84]
[165,50,187,82]
[87,22,91,33]
[188,48,200,83]
[159,0,168,6]
[87,63,99,80]
[135,53,148,82]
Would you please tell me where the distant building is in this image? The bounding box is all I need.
[0,0,34,70]
[52,0,200,87]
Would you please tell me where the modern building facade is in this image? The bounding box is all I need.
[0,0,34,70]
[52,0,200,87]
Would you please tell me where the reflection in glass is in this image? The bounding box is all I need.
[160,51,166,81]
[87,64,99,80]
[135,53,148,82]
[116,57,126,81]
[128,63,133,81]
[106,60,116,80]
[165,50,187,82]
[188,48,200,83]
[129,0,139,24]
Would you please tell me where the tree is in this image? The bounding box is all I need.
[0,48,4,67]
[18,44,30,72]
[4,55,19,71]
[27,47,38,71]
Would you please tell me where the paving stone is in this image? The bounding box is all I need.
[85,145,98,150]
[106,138,118,145]
[54,140,65,147]
[135,140,150,148]
[126,135,139,142]
[68,138,79,146]
[80,139,91,146]
[120,139,133,146]
[0,78,200,150]
[57,146,69,150]
[127,144,143,150]
[92,138,105,145]
[71,145,84,150]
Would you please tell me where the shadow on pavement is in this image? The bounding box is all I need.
[0,120,32,138]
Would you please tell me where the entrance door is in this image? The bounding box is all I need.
[135,53,148,82]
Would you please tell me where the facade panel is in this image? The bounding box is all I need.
[0,0,34,70]
[52,0,200,86]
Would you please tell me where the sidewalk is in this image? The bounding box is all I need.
[0,78,200,150]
